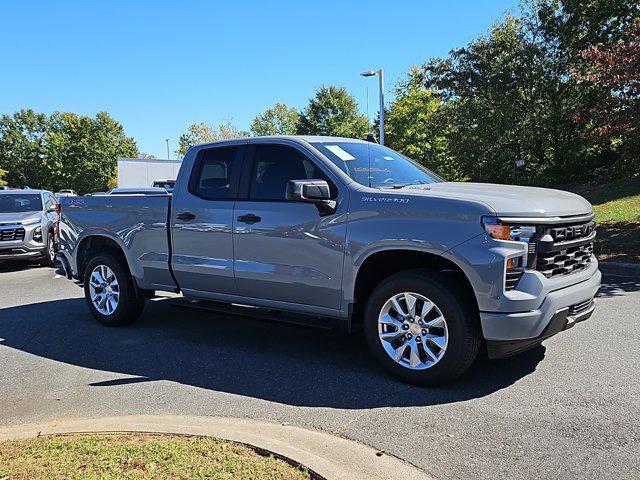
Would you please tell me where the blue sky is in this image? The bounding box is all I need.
[1,1,517,158]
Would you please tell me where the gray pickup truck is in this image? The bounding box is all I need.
[57,136,601,385]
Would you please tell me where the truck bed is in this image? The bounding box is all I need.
[58,194,176,291]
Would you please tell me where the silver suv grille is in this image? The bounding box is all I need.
[0,227,25,242]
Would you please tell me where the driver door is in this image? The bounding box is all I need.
[233,143,347,310]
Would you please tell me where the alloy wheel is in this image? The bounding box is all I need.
[88,265,120,315]
[378,292,449,370]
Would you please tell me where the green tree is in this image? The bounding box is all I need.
[385,69,459,179]
[0,110,137,194]
[177,121,247,157]
[0,168,7,186]
[0,109,50,188]
[297,86,370,138]
[251,103,300,136]
[420,14,593,185]
[45,111,138,194]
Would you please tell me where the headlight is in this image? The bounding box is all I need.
[481,216,537,242]
[33,226,43,242]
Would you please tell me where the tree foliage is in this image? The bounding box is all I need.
[297,86,370,138]
[0,168,6,186]
[406,0,640,185]
[0,109,137,193]
[177,121,247,157]
[251,103,300,136]
[575,20,640,175]
[384,69,459,179]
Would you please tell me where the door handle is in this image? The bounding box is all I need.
[237,214,261,224]
[176,212,196,221]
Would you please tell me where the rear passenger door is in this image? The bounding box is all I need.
[170,145,244,297]
[232,143,348,311]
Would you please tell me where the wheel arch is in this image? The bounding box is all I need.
[75,234,134,282]
[350,248,479,326]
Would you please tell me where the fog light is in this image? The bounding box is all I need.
[33,226,42,242]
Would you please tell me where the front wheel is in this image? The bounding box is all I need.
[83,253,145,326]
[364,270,481,386]
[39,232,56,267]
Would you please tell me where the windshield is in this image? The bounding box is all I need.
[0,194,43,213]
[311,142,443,188]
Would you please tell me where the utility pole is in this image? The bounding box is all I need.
[165,139,170,160]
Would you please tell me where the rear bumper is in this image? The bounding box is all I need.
[480,268,601,344]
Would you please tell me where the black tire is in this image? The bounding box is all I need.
[363,269,481,386]
[39,231,56,267]
[83,253,145,327]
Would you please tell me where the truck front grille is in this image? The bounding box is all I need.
[0,227,25,242]
[536,242,593,278]
[533,219,595,279]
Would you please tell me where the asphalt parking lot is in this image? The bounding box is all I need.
[0,262,638,479]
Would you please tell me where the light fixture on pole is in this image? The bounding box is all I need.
[360,69,384,145]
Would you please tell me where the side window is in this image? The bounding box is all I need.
[249,145,335,200]
[190,146,241,200]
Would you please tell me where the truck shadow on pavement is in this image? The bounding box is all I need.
[0,296,545,409]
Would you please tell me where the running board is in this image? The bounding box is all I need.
[170,298,338,331]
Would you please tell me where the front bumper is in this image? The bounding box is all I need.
[0,223,47,261]
[481,267,601,355]
[486,297,596,358]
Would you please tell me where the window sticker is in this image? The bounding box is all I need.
[325,145,356,161]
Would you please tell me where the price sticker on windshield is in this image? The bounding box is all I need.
[325,145,356,161]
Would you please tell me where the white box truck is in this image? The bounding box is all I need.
[117,158,182,190]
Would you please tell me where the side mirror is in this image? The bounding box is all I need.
[286,179,336,214]
[47,205,57,212]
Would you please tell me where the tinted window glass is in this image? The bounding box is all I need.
[311,142,443,188]
[250,145,333,200]
[192,147,240,199]
[0,194,43,213]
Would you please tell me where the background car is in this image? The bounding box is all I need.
[56,189,77,197]
[0,189,59,266]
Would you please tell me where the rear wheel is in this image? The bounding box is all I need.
[364,270,481,386]
[83,253,145,326]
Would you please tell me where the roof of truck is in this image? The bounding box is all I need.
[194,135,371,149]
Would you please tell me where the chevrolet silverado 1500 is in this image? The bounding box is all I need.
[57,136,601,385]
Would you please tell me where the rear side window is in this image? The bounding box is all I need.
[190,146,242,200]
[249,145,335,200]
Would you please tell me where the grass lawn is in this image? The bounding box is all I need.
[565,179,640,263]
[0,434,312,480]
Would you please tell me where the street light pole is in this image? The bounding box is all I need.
[378,69,384,146]
[165,139,170,160]
[360,69,385,145]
